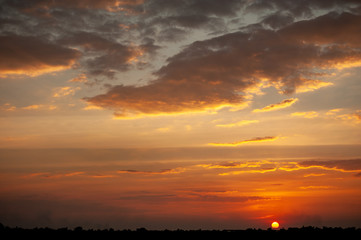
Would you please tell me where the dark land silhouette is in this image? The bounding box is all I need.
[1,223,360,239]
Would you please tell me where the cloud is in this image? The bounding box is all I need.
[2,0,361,118]
[144,0,245,18]
[279,12,361,48]
[216,120,259,128]
[0,34,80,77]
[299,185,333,190]
[208,136,278,147]
[198,159,361,176]
[326,108,344,116]
[294,80,333,93]
[325,109,361,124]
[59,31,156,78]
[246,0,360,18]
[198,160,279,175]
[53,86,81,98]
[86,10,361,117]
[299,159,361,173]
[23,171,85,179]
[68,74,88,83]
[22,104,57,111]
[0,103,16,112]
[253,98,298,113]
[1,1,159,79]
[336,110,361,124]
[117,168,185,175]
[6,0,145,14]
[291,111,319,118]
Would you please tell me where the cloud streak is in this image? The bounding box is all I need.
[117,168,185,175]
[216,120,259,128]
[291,111,319,119]
[253,98,298,113]
[208,136,278,147]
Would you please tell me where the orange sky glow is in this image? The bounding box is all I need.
[0,0,361,230]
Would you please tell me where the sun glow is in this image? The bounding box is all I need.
[271,221,280,229]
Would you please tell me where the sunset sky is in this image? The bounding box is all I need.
[0,0,361,230]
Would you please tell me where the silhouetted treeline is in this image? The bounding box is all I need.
[1,223,360,239]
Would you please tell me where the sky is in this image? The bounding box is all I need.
[0,0,361,230]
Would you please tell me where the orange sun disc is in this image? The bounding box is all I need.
[271,221,280,229]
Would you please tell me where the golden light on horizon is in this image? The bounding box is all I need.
[1,0,361,231]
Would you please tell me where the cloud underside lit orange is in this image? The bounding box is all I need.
[208,136,278,146]
[85,12,361,118]
[0,35,80,77]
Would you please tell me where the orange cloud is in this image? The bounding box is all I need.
[326,108,344,116]
[299,185,333,190]
[209,136,278,147]
[253,98,298,113]
[0,103,16,112]
[68,73,88,83]
[22,104,57,111]
[295,79,333,93]
[198,159,361,177]
[53,86,81,98]
[336,110,361,124]
[299,160,361,173]
[291,111,319,118]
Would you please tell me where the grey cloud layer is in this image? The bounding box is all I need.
[1,0,361,116]
[87,11,361,116]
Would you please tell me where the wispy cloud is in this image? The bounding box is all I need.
[23,171,85,179]
[22,104,57,111]
[294,79,333,93]
[216,120,259,128]
[0,103,16,112]
[253,98,298,113]
[336,110,361,124]
[117,168,185,175]
[291,111,319,118]
[208,136,278,147]
[53,86,80,98]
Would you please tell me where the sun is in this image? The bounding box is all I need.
[271,221,280,229]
